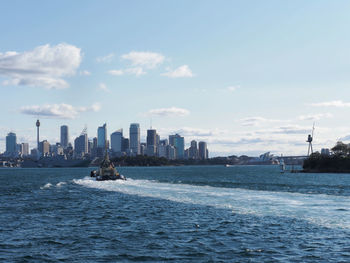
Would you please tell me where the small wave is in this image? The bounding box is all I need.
[56,182,66,187]
[40,183,52,189]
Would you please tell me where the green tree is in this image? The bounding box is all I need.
[331,141,350,156]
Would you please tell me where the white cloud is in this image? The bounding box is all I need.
[121,51,164,69]
[79,70,91,76]
[161,65,194,78]
[96,53,115,63]
[98,83,110,93]
[125,67,146,76]
[298,113,333,121]
[108,67,146,76]
[108,69,124,76]
[240,117,282,127]
[310,100,350,107]
[20,103,101,119]
[148,107,190,117]
[0,43,82,89]
[171,127,223,137]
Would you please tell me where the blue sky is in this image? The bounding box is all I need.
[1,0,350,156]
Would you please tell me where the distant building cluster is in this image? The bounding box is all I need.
[1,121,209,160]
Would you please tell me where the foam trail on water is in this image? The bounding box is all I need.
[74,177,350,229]
[40,183,52,189]
[56,182,66,187]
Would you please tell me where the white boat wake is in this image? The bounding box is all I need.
[74,176,350,229]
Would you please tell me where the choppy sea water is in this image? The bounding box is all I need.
[1,165,350,262]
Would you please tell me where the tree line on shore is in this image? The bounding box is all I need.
[303,141,350,172]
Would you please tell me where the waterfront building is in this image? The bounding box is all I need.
[166,145,176,160]
[111,129,123,153]
[140,143,146,156]
[88,140,93,154]
[189,140,198,159]
[21,143,29,156]
[30,148,39,157]
[169,134,185,159]
[184,149,189,159]
[146,129,157,156]
[156,134,160,148]
[122,138,130,153]
[129,123,140,155]
[198,141,208,160]
[74,134,88,157]
[16,144,22,156]
[158,139,168,158]
[91,137,98,158]
[97,123,107,148]
[60,125,69,148]
[39,140,50,157]
[93,137,97,149]
[6,132,17,156]
[321,148,330,156]
[158,144,167,158]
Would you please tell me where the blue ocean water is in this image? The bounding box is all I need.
[0,165,350,262]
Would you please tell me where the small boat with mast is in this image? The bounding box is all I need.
[90,146,126,181]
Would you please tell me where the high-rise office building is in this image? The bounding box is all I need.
[111,129,123,153]
[5,132,17,155]
[146,129,157,156]
[21,143,29,156]
[129,123,140,155]
[198,141,208,160]
[97,123,107,148]
[169,134,185,159]
[166,145,176,160]
[189,140,198,159]
[122,138,130,153]
[60,125,69,148]
[140,143,146,155]
[39,140,50,156]
[74,134,88,156]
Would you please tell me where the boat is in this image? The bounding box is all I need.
[279,158,285,173]
[90,149,126,181]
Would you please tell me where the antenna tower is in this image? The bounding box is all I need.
[307,123,315,156]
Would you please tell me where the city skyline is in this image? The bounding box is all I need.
[2,1,350,156]
[2,121,208,161]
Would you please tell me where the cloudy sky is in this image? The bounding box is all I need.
[1,0,350,156]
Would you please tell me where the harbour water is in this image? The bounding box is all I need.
[1,165,350,262]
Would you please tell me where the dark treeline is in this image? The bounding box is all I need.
[303,141,350,173]
[110,155,242,167]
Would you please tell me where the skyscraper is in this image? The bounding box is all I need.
[111,129,123,153]
[146,129,157,156]
[129,123,140,155]
[74,134,88,156]
[122,138,130,153]
[21,143,29,156]
[60,125,69,148]
[39,140,50,156]
[169,134,185,159]
[97,123,107,148]
[198,141,208,160]
[189,140,198,159]
[158,139,168,158]
[6,132,17,155]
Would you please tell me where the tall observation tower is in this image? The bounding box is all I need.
[36,119,40,152]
